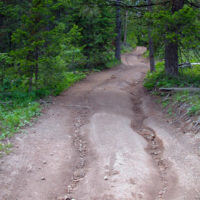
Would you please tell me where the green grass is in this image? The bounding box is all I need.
[0,52,127,156]
[0,59,122,156]
[105,58,121,69]
[0,100,41,156]
[0,101,41,140]
[121,45,134,54]
[144,61,200,90]
[143,50,149,58]
[172,91,200,116]
[144,61,200,117]
[0,71,87,156]
[52,71,86,95]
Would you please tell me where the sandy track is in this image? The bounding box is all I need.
[0,47,200,200]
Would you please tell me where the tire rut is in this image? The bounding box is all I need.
[130,86,171,200]
[138,127,169,200]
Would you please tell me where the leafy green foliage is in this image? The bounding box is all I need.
[0,0,123,154]
[144,62,200,90]
[142,3,200,73]
[0,101,41,140]
[52,72,86,96]
[0,70,87,155]
[144,62,200,117]
[172,91,200,116]
[0,99,41,156]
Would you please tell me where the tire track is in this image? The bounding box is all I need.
[138,127,169,200]
[130,86,171,200]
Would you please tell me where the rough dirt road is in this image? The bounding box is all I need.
[1,47,200,200]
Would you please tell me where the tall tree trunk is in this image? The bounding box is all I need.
[0,63,5,87]
[164,0,184,76]
[115,0,121,61]
[29,67,33,93]
[165,40,179,76]
[28,51,34,93]
[147,0,155,72]
[124,10,128,46]
[35,48,39,85]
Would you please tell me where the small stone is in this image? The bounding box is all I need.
[64,195,71,200]
[43,161,47,164]
[104,176,108,180]
[27,169,32,173]
[67,185,72,193]
[112,170,119,175]
[41,177,46,180]
[57,195,71,200]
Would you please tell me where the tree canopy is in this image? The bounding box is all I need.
[0,0,200,96]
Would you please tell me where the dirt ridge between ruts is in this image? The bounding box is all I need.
[57,106,90,200]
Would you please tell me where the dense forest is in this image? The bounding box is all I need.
[0,0,200,151]
[1,0,200,95]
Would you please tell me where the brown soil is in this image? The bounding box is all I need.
[0,47,200,200]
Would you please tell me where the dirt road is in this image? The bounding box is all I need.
[1,47,200,200]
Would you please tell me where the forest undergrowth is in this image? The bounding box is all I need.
[144,59,200,134]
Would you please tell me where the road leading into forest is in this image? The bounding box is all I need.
[1,47,200,200]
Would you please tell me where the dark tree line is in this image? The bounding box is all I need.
[0,0,200,97]
[0,0,116,95]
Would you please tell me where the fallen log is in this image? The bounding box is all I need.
[178,63,200,69]
[191,63,200,66]
[159,87,200,92]
[179,62,192,68]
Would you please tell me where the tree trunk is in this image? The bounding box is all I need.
[147,0,155,72]
[115,0,121,61]
[28,51,34,93]
[165,40,179,76]
[159,87,200,92]
[164,0,184,76]
[29,68,33,93]
[35,48,39,85]
[124,10,128,46]
[148,30,155,72]
[0,64,5,87]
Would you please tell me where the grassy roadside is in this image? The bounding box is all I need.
[144,61,200,131]
[0,57,122,156]
[0,72,86,156]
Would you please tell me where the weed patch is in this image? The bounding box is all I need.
[0,71,87,156]
[144,62,200,127]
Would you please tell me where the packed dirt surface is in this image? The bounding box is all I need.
[1,47,200,200]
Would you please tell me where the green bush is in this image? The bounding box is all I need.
[144,61,200,90]
[52,72,86,96]
[144,62,200,117]
[0,101,41,140]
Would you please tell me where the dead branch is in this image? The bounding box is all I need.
[159,88,200,92]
